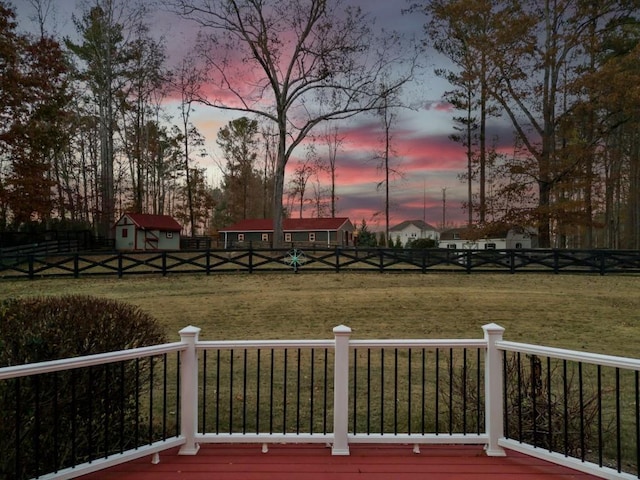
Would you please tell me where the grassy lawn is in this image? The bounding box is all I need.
[1,272,639,357]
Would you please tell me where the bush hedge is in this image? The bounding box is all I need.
[0,295,168,479]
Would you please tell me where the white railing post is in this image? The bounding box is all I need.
[332,324,351,455]
[179,325,201,455]
[483,323,506,456]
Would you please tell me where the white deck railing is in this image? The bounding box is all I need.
[1,324,638,480]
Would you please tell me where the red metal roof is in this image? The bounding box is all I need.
[220,218,352,232]
[121,213,182,232]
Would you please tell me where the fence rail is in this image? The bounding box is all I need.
[1,247,639,279]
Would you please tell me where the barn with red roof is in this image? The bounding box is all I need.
[219,217,355,248]
[114,213,182,251]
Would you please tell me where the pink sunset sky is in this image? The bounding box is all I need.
[13,0,505,231]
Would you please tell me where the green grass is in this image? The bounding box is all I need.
[1,273,639,356]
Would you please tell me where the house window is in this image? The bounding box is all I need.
[261,233,269,242]
[238,233,245,242]
[309,232,316,242]
[515,242,523,249]
[485,243,496,249]
[284,233,292,242]
[447,244,457,249]
[453,233,460,240]
[122,228,128,238]
[166,232,173,239]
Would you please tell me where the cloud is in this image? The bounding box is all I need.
[424,101,454,112]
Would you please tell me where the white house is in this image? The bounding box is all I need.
[438,227,537,249]
[114,213,182,251]
[389,220,439,246]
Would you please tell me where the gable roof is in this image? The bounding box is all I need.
[390,220,438,232]
[119,213,182,232]
[220,217,352,232]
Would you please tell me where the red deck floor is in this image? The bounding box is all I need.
[78,444,601,480]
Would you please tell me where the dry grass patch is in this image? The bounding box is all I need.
[1,273,639,356]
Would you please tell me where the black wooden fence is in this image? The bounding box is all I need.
[1,247,639,279]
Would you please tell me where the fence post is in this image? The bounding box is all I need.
[483,323,506,456]
[332,324,351,455]
[179,325,201,455]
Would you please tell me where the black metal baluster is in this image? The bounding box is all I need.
[103,365,109,457]
[256,349,261,435]
[448,348,453,435]
[163,354,168,441]
[353,348,358,434]
[531,355,537,447]
[517,353,522,442]
[229,349,234,434]
[633,370,640,478]
[121,361,126,450]
[421,348,426,435]
[579,362,585,462]
[323,349,328,435]
[309,349,314,434]
[176,353,181,437]
[243,349,248,435]
[135,359,140,447]
[367,349,371,435]
[563,360,568,457]
[394,348,398,435]
[202,351,208,434]
[380,348,385,434]
[215,350,220,434]
[296,349,301,435]
[283,348,288,434]
[478,349,482,435]
[15,378,21,477]
[269,349,274,434]
[148,358,154,446]
[34,375,41,476]
[71,369,77,465]
[408,348,412,435]
[546,357,552,451]
[597,365,602,466]
[462,348,467,435]
[616,367,621,472]
[435,348,440,435]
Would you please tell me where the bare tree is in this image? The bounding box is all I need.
[319,124,343,217]
[170,54,207,236]
[167,0,416,246]
[288,159,314,218]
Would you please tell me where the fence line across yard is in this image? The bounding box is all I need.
[1,247,640,279]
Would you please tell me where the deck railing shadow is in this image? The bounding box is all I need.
[1,325,638,479]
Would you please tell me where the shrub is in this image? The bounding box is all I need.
[0,295,168,479]
[408,238,437,249]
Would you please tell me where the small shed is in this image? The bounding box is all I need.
[389,220,439,246]
[219,217,355,248]
[114,213,182,251]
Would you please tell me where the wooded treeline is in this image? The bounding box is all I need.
[0,0,279,239]
[419,0,640,249]
[2,0,640,249]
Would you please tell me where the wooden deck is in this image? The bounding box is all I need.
[78,444,601,479]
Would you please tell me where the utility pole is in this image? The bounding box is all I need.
[441,187,447,230]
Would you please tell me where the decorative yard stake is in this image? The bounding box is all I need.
[284,248,307,272]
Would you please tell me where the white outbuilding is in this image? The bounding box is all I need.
[114,213,182,251]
